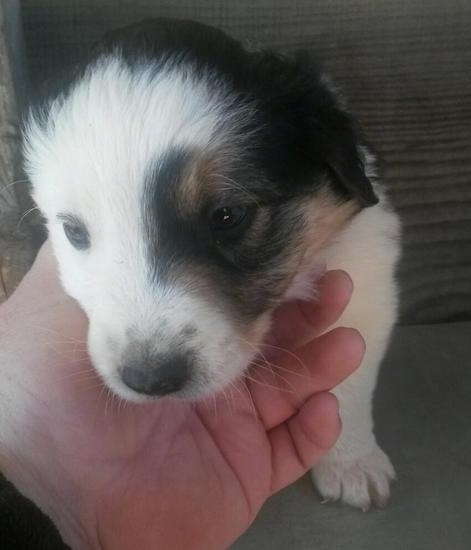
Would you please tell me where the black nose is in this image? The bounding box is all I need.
[121,355,190,396]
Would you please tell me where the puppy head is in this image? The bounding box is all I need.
[23,19,377,401]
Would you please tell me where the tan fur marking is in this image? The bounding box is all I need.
[176,154,217,217]
[177,148,256,218]
[304,193,361,254]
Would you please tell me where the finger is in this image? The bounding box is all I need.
[267,270,353,352]
[269,392,341,493]
[249,327,364,430]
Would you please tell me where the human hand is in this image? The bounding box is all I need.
[0,242,363,549]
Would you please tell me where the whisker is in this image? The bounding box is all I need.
[118,395,128,413]
[21,324,88,346]
[104,387,112,417]
[232,334,297,392]
[212,391,219,420]
[259,341,310,375]
[43,342,89,364]
[97,383,108,414]
[256,355,312,384]
[251,360,299,395]
[0,178,29,207]
[233,334,269,363]
[212,173,262,207]
[0,178,29,194]
[111,392,120,414]
[76,380,107,392]
[230,380,257,417]
[56,368,97,380]
[17,206,40,230]
[221,387,231,415]
[243,372,296,395]
[235,334,311,384]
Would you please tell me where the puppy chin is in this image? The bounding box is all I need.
[88,336,258,403]
[91,364,246,404]
[85,299,272,403]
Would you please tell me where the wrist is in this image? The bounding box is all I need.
[0,290,97,549]
[93,491,238,550]
[0,444,97,550]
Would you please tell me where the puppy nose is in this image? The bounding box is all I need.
[121,355,190,396]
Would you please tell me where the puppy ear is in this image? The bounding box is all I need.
[251,52,379,207]
[320,109,379,206]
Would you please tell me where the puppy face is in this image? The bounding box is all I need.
[24,19,376,401]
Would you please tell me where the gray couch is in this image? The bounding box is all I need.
[1,0,470,548]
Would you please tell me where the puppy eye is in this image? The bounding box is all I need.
[63,221,90,250]
[210,206,248,231]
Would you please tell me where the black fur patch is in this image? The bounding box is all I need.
[143,147,212,282]
[142,146,306,319]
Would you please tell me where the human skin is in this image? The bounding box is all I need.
[0,242,363,549]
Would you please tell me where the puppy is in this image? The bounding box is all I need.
[23,18,400,510]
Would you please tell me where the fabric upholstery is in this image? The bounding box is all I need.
[0,0,34,302]
[234,321,471,549]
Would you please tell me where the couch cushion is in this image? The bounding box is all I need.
[0,0,34,302]
[19,0,471,324]
[234,321,471,549]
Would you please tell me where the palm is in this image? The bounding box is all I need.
[51,348,347,549]
[3,244,361,549]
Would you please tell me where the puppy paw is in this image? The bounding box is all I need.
[311,445,395,511]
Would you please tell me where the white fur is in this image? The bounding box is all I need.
[311,192,400,509]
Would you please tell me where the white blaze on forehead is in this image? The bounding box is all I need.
[25,55,231,174]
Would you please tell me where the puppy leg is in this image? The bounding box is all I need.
[310,206,400,510]
[311,314,396,510]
